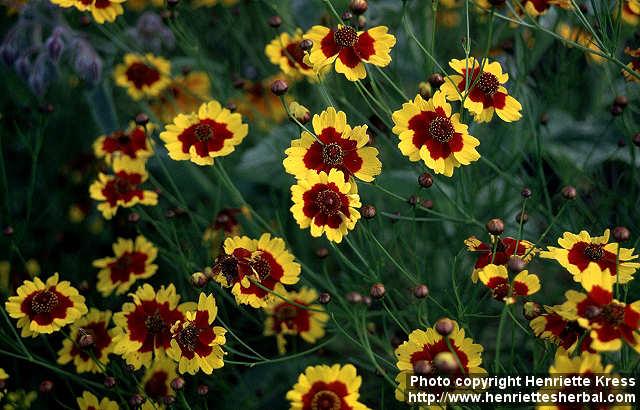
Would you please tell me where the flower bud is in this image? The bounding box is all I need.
[521,187,532,198]
[539,112,549,125]
[433,352,458,373]
[413,284,429,299]
[420,199,433,209]
[349,0,368,14]
[315,247,329,259]
[170,376,185,390]
[613,226,630,242]
[78,329,95,348]
[268,15,282,28]
[318,292,331,304]
[614,95,628,108]
[370,283,385,299]
[413,360,433,375]
[73,39,102,85]
[197,384,209,395]
[135,113,149,126]
[561,186,577,200]
[428,73,445,88]
[45,31,65,63]
[270,79,288,96]
[14,55,31,79]
[361,204,376,219]
[299,39,313,52]
[39,380,54,394]
[633,133,640,147]
[346,291,363,304]
[507,256,526,273]
[515,211,528,224]
[191,271,208,288]
[104,376,116,388]
[418,172,433,188]
[486,218,504,236]
[129,394,145,407]
[435,317,454,336]
[3,226,14,236]
[418,81,432,99]
[523,301,542,320]
[289,101,310,124]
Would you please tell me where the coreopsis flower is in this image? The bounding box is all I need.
[556,23,605,64]
[284,107,381,182]
[440,58,522,123]
[621,0,640,25]
[89,162,158,220]
[3,390,37,410]
[290,169,361,243]
[465,235,537,282]
[167,293,226,374]
[540,229,640,284]
[150,71,212,123]
[234,76,288,125]
[114,53,171,100]
[57,309,116,373]
[76,391,119,410]
[263,286,329,354]
[210,233,301,308]
[478,264,540,303]
[521,0,571,17]
[126,0,163,11]
[93,123,153,169]
[558,265,640,352]
[141,356,178,403]
[391,91,480,177]
[286,364,370,410]
[530,305,593,353]
[305,24,396,81]
[50,0,125,24]
[112,284,196,369]
[437,0,462,27]
[394,321,486,403]
[289,101,310,123]
[5,273,87,337]
[93,235,158,297]
[265,29,315,80]
[160,100,248,166]
[623,47,640,83]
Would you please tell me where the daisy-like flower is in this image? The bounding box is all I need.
[286,363,370,410]
[210,233,301,308]
[305,24,396,81]
[621,0,640,25]
[284,107,381,182]
[556,22,605,64]
[93,235,158,297]
[265,29,315,80]
[478,264,540,303]
[112,284,196,369]
[623,47,640,83]
[93,122,153,169]
[114,53,171,100]
[558,265,640,352]
[76,391,119,410]
[150,70,212,123]
[394,321,486,403]
[465,235,537,282]
[160,100,248,166]
[89,161,158,220]
[57,309,115,373]
[530,305,594,353]
[141,356,178,403]
[263,286,329,354]
[440,58,523,123]
[520,0,571,17]
[540,229,640,284]
[391,91,480,177]
[234,76,288,126]
[5,273,87,337]
[4,390,37,410]
[50,0,125,24]
[167,293,226,375]
[290,169,361,243]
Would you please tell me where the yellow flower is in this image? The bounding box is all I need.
[556,23,605,63]
[0,368,8,400]
[440,57,523,123]
[522,0,571,17]
[77,391,119,410]
[621,0,640,25]
[57,308,116,373]
[391,91,480,176]
[167,293,226,374]
[93,235,158,296]
[49,0,125,24]
[286,364,370,410]
[288,101,310,123]
[3,390,37,410]
[263,286,329,354]
[478,264,540,303]
[159,100,248,166]
[284,107,381,182]
[140,356,178,403]
[290,169,361,243]
[5,273,87,337]
[114,53,171,100]
[93,122,153,170]
[150,70,212,123]
[265,29,316,80]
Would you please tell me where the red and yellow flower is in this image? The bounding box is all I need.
[112,284,196,369]
[234,76,288,126]
[391,91,480,176]
[284,107,381,182]
[540,229,640,284]
[93,122,153,169]
[621,0,640,25]
[141,356,178,403]
[521,0,571,17]
[265,29,315,80]
[290,169,361,243]
[440,58,522,123]
[305,24,396,81]
[557,265,640,352]
[210,233,301,308]
[50,0,125,24]
[76,391,119,410]
[263,287,329,354]
[286,363,370,410]
[167,293,226,374]
[93,235,158,297]
[114,53,171,100]
[623,47,640,83]
[150,70,212,123]
[478,264,540,303]
[57,309,115,373]
[530,305,593,353]
[5,273,87,337]
[160,100,248,166]
[465,235,537,282]
[89,161,158,220]
[556,23,606,64]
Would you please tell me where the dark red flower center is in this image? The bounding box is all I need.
[334,26,358,48]
[250,255,271,281]
[114,177,135,195]
[214,254,240,284]
[194,123,214,142]
[476,72,500,96]
[491,282,510,301]
[275,304,298,325]
[31,290,59,314]
[176,323,200,352]
[311,390,341,410]
[125,62,161,90]
[315,189,342,216]
[321,143,345,166]
[144,312,166,334]
[583,244,604,261]
[428,116,454,143]
[602,303,625,325]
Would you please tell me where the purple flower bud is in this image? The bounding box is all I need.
[45,33,64,63]
[28,54,55,96]
[73,39,102,85]
[14,55,32,79]
[1,26,24,66]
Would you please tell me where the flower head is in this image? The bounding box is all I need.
[51,0,125,24]
[76,391,119,410]
[286,363,370,410]
[392,91,480,176]
[114,53,171,100]
[290,169,361,243]
[141,356,178,403]
[305,25,396,81]
[284,107,381,182]
[465,235,537,282]
[263,287,329,354]
[521,0,571,17]
[540,229,640,284]
[167,293,226,374]
[265,29,315,80]
[160,100,248,166]
[440,58,522,123]
[623,47,640,83]
[621,0,640,25]
[5,273,87,337]
[150,70,212,123]
[93,122,153,169]
[478,264,540,303]
[530,305,594,353]
[57,309,115,373]
[93,235,158,296]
